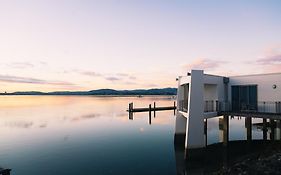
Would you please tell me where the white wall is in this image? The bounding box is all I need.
[229,73,281,102]
[204,75,225,102]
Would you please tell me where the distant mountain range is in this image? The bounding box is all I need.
[0,88,177,96]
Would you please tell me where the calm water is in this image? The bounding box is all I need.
[0,96,270,174]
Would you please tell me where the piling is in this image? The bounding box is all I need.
[263,118,267,140]
[223,115,229,147]
[149,104,152,125]
[153,102,156,118]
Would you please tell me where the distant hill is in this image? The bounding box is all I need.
[0,88,177,96]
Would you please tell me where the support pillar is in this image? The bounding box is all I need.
[263,118,267,140]
[245,117,252,142]
[174,113,187,145]
[270,119,275,141]
[185,70,205,151]
[223,115,229,147]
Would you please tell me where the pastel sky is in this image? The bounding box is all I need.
[0,0,281,92]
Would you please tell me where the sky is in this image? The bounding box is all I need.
[0,0,281,92]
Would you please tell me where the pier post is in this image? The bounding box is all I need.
[245,117,252,142]
[263,118,268,140]
[223,115,229,147]
[149,104,152,125]
[129,102,133,112]
[153,102,156,118]
[174,101,176,115]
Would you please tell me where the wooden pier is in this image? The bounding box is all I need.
[127,102,176,113]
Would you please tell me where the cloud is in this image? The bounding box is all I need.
[256,54,281,65]
[105,77,121,81]
[80,71,102,77]
[0,74,75,86]
[7,62,34,69]
[182,58,227,71]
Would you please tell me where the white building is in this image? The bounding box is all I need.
[176,70,281,150]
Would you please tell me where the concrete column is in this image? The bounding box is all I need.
[174,113,187,145]
[223,115,229,147]
[263,118,267,140]
[275,120,281,140]
[270,119,275,141]
[185,70,205,150]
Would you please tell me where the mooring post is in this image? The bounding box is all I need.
[263,118,267,140]
[153,102,156,118]
[129,102,133,112]
[149,104,152,125]
[173,101,176,116]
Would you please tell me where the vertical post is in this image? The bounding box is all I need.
[223,115,229,147]
[174,101,176,116]
[204,119,207,146]
[129,102,133,112]
[153,102,156,118]
[270,119,275,141]
[149,104,152,125]
[276,120,281,140]
[245,117,252,142]
[263,118,267,140]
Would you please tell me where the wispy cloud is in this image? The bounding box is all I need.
[255,53,281,73]
[80,71,102,77]
[182,58,227,71]
[256,54,281,65]
[0,74,75,86]
[105,77,121,81]
[7,62,34,69]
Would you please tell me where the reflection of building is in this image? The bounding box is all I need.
[176,70,281,149]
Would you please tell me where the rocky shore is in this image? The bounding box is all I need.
[215,142,281,175]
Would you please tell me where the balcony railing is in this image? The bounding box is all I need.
[218,101,281,114]
[179,100,281,114]
[204,100,218,112]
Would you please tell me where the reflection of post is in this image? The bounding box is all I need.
[263,118,267,140]
[223,115,229,147]
[245,117,252,142]
[149,104,152,125]
[129,112,133,120]
[270,119,275,141]
[153,102,156,118]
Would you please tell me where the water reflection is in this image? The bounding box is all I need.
[0,96,176,175]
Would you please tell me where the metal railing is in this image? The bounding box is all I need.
[218,101,281,114]
[204,100,218,112]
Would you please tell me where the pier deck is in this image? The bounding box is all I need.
[127,102,176,113]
